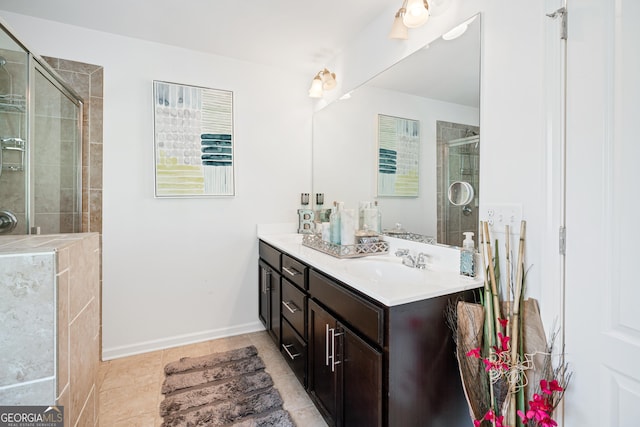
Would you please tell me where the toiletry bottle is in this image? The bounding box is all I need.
[340,208,356,245]
[374,201,382,233]
[460,232,476,277]
[330,201,342,245]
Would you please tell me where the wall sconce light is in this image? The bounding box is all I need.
[309,68,337,98]
[389,0,430,40]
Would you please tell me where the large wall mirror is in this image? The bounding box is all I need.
[312,14,481,248]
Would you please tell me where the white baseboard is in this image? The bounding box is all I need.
[101,321,265,360]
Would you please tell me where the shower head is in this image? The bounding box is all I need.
[0,56,6,67]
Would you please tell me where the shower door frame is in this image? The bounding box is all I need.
[1,20,84,234]
[28,58,84,234]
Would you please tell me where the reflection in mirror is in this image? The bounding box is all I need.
[312,14,481,248]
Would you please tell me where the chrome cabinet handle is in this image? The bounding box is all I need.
[282,343,301,360]
[329,327,344,372]
[282,300,299,314]
[325,324,331,367]
[282,266,301,277]
[262,269,271,293]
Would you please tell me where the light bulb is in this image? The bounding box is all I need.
[403,0,429,28]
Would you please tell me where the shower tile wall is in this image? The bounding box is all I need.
[436,121,480,247]
[0,233,100,426]
[43,57,103,234]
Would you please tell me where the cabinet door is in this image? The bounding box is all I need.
[308,300,339,424]
[340,323,382,427]
[269,269,281,345]
[258,261,270,329]
[259,260,281,345]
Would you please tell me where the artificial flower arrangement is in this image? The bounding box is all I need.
[449,221,571,427]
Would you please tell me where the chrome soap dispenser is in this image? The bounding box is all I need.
[460,232,476,277]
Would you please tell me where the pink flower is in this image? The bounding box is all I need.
[474,410,509,427]
[498,317,509,328]
[466,347,482,359]
[541,379,564,395]
[497,332,510,351]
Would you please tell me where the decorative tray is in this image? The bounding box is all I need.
[302,234,389,259]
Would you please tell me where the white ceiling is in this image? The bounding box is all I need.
[0,1,480,106]
[0,0,393,75]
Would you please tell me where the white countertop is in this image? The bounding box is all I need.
[258,232,484,307]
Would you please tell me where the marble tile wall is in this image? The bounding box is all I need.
[0,251,56,404]
[0,233,100,427]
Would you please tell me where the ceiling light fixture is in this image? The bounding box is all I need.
[308,68,337,98]
[389,1,408,40]
[389,0,429,40]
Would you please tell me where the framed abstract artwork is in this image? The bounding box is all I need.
[377,114,420,197]
[153,80,234,197]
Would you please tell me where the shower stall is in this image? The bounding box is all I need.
[0,22,83,235]
[437,121,480,247]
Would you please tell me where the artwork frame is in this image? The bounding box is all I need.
[376,114,420,198]
[153,80,235,197]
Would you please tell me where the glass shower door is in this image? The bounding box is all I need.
[31,63,82,234]
[0,30,28,234]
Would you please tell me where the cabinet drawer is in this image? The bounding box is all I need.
[281,318,307,387]
[281,254,307,290]
[282,278,306,338]
[259,240,281,271]
[309,269,384,347]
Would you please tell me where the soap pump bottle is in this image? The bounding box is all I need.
[330,201,342,245]
[460,232,476,277]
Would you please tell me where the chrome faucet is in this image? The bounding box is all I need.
[395,249,430,269]
[415,253,430,269]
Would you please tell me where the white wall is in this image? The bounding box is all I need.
[0,12,313,359]
[313,86,478,236]
[1,0,560,358]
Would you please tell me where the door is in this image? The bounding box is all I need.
[564,1,640,425]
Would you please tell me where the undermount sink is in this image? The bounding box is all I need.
[344,257,429,284]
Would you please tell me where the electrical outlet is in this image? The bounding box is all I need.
[480,204,523,234]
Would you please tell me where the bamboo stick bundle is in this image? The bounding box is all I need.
[483,221,504,338]
[479,221,497,426]
[505,225,512,317]
[480,221,495,347]
[507,220,527,427]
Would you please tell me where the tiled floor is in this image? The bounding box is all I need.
[98,331,328,426]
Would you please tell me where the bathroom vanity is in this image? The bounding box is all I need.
[257,233,483,427]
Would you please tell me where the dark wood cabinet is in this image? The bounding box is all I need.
[258,238,478,427]
[309,299,382,427]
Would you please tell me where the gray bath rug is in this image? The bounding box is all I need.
[160,345,296,427]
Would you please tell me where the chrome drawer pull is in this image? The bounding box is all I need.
[282,300,299,314]
[282,343,301,360]
[282,266,301,277]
